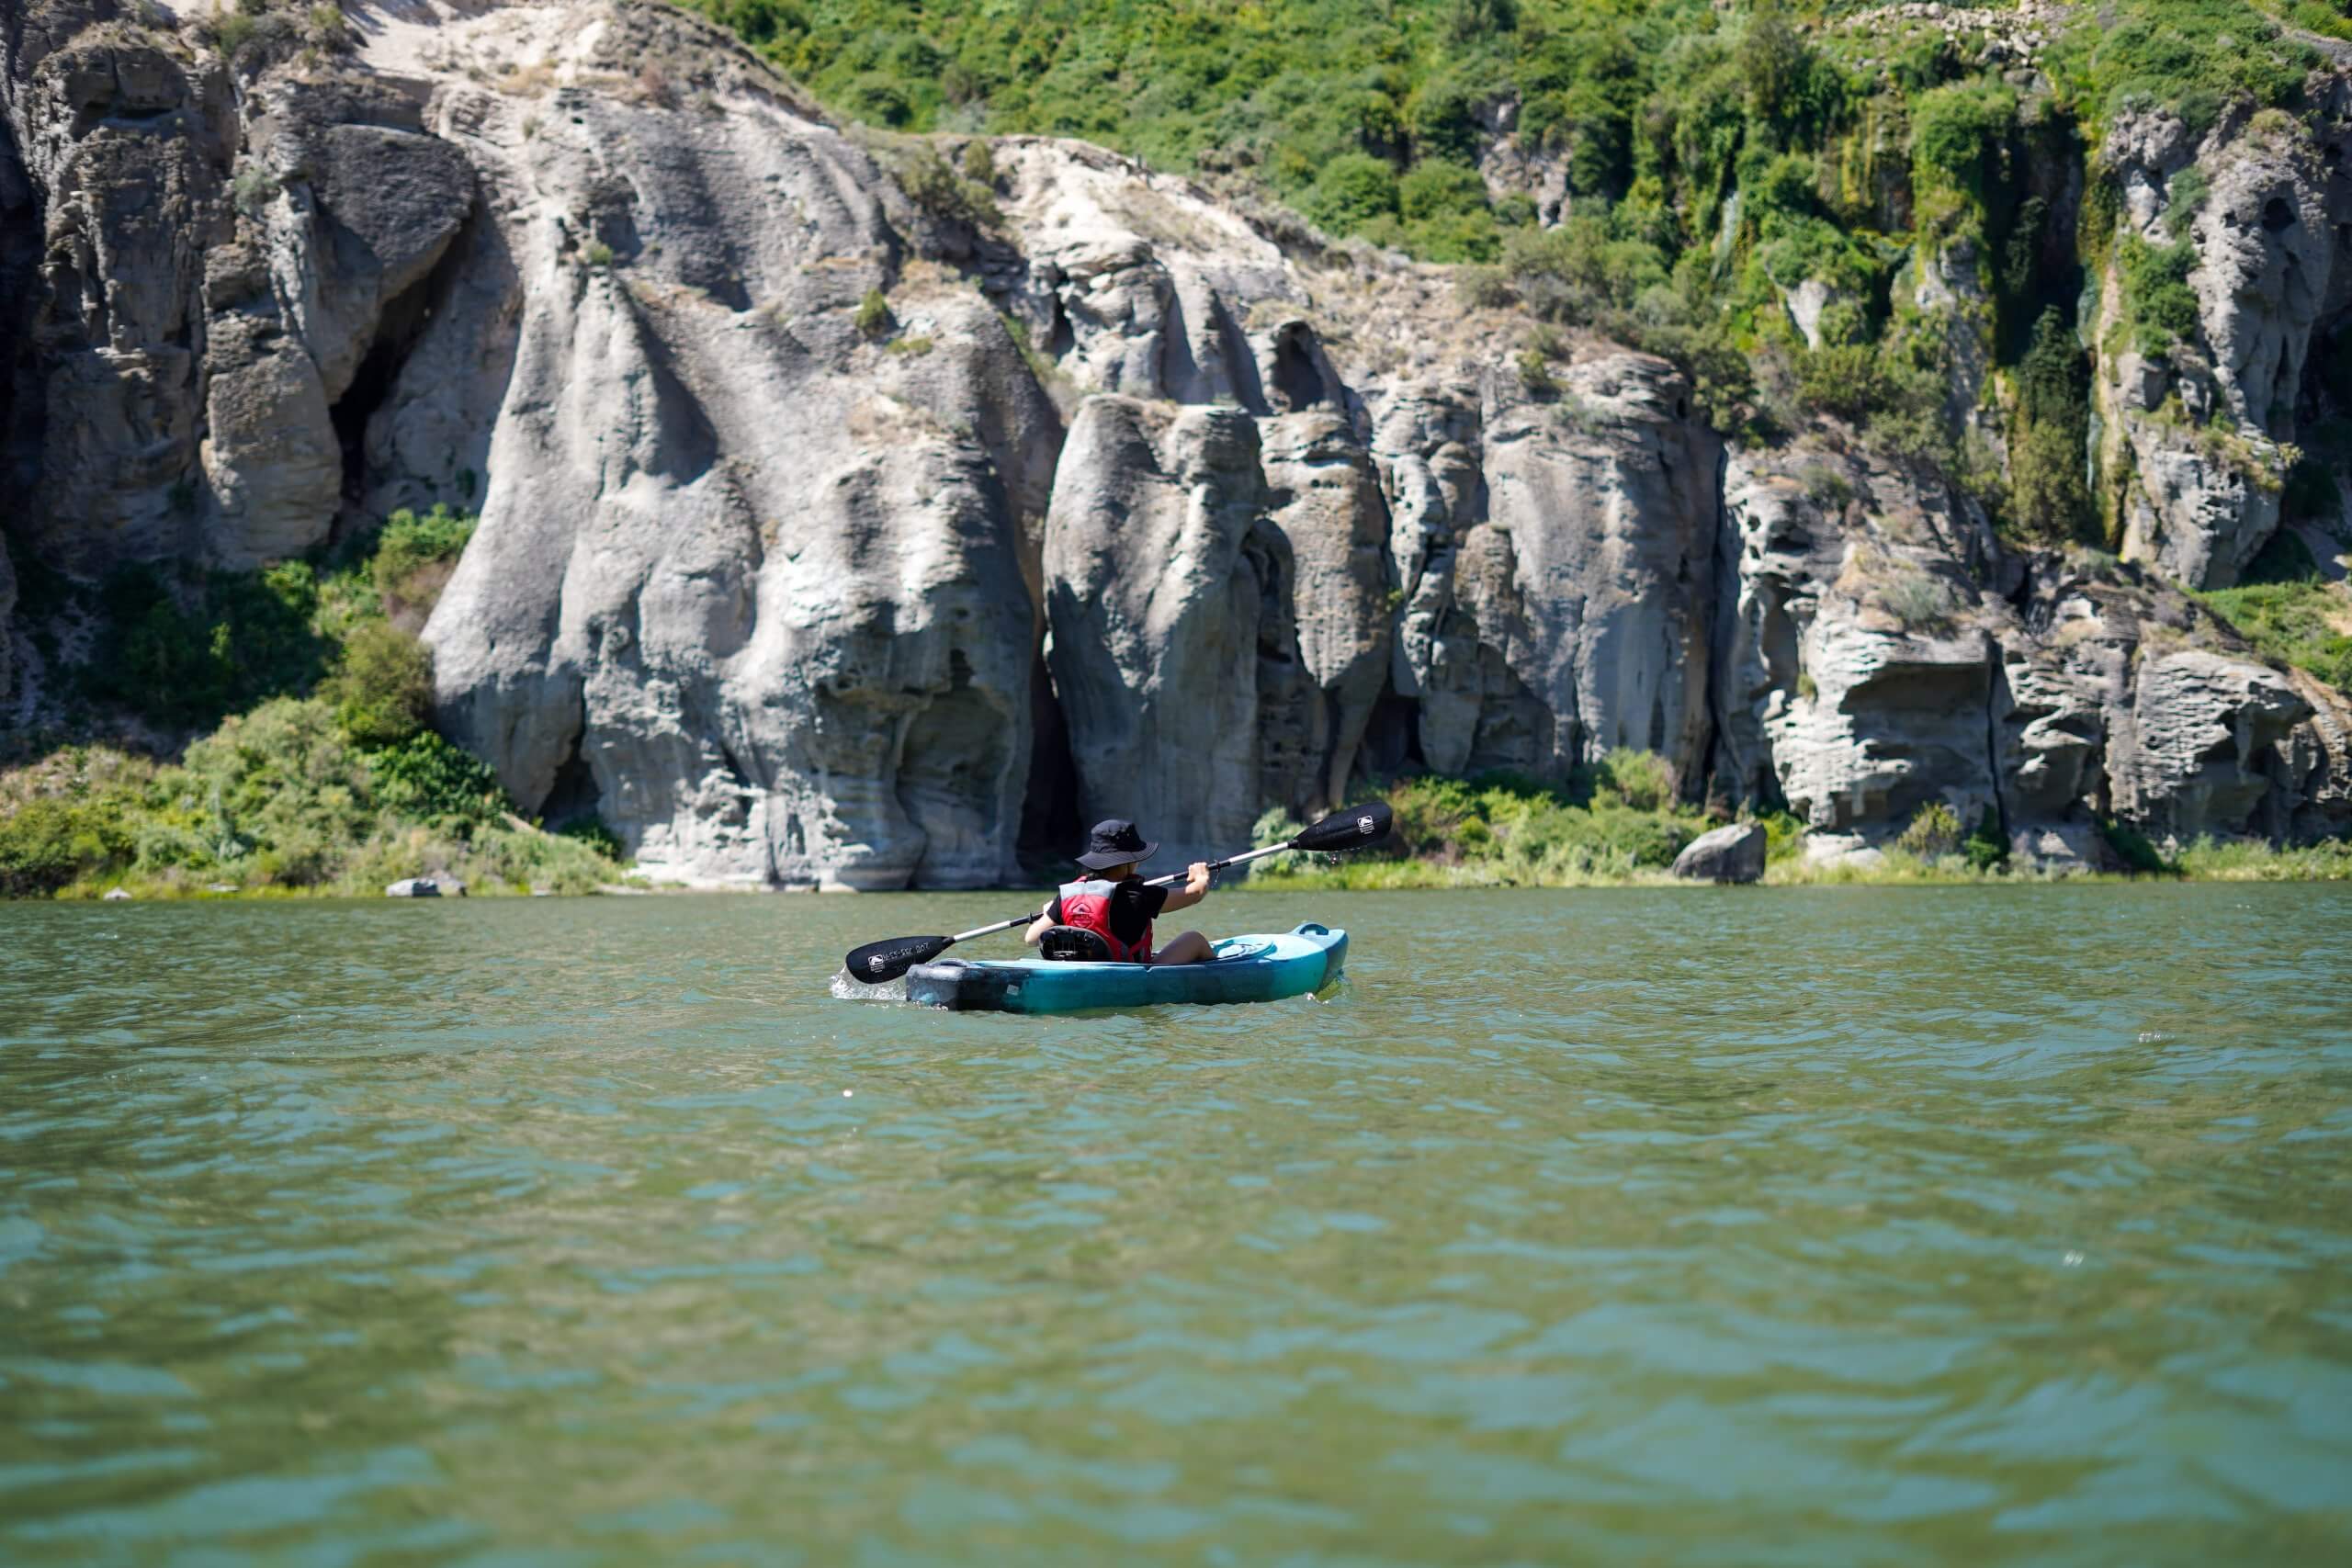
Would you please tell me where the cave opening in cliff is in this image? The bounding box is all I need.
[327,241,462,523]
[1271,325,1326,411]
[542,742,603,832]
[1016,653,1081,873]
[1359,692,1427,777]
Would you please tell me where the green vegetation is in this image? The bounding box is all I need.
[1239,759,2342,888]
[2007,307,2097,544]
[2044,0,2317,140]
[1252,756,1711,888]
[2117,235,2200,355]
[898,142,1002,228]
[686,0,2324,503]
[2198,556,2352,692]
[854,288,891,338]
[1894,800,2007,871]
[1,509,629,898]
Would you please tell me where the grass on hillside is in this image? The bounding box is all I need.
[2196,526,2352,691]
[692,0,2323,546]
[0,509,630,899]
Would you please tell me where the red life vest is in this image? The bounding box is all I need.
[1057,877,1151,963]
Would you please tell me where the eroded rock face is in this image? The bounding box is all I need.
[6,0,2350,885]
[2098,107,2348,588]
[1373,356,1720,788]
[1259,409,1393,805]
[1715,446,2003,844]
[1713,445,2351,861]
[424,3,1045,887]
[4,11,228,570]
[1043,399,1311,866]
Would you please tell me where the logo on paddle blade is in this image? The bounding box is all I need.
[1358,815,1374,834]
[867,954,887,974]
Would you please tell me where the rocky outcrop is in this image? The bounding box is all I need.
[1714,445,2006,852]
[3,4,228,570]
[4,0,2349,885]
[2096,103,2350,588]
[1671,822,1765,883]
[421,2,1046,887]
[1374,356,1719,789]
[1043,399,1316,868]
[1714,443,2351,864]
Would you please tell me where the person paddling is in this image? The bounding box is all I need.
[1025,818,1216,965]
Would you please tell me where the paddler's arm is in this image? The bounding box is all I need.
[1158,861,1213,914]
[1023,897,1057,945]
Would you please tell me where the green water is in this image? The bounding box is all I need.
[3,886,2349,1563]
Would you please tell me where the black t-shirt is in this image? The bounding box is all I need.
[1048,877,1169,945]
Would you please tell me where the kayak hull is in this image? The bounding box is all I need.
[905,922,1346,1013]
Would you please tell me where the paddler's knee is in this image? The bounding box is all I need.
[1153,931,1212,965]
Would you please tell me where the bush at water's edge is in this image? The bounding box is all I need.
[0,509,632,899]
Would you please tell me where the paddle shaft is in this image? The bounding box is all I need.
[944,841,1287,943]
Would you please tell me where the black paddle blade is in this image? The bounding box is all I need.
[843,934,952,985]
[1294,800,1394,853]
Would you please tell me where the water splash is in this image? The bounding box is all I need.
[830,970,908,1002]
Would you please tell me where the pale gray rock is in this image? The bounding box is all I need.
[6,0,2351,889]
[1781,277,1838,352]
[2098,108,2343,587]
[2282,670,2352,840]
[2109,650,2310,841]
[1258,410,1393,806]
[2181,118,2333,438]
[1711,446,2349,860]
[199,313,344,564]
[4,17,227,571]
[1714,446,2003,840]
[1671,822,1766,883]
[1386,354,1719,787]
[423,10,1040,888]
[1042,397,1317,868]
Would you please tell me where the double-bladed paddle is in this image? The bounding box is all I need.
[842,800,1395,985]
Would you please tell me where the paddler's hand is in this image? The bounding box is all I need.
[1184,860,1211,896]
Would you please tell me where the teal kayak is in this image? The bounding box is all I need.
[904,922,1347,1013]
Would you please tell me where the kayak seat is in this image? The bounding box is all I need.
[1036,925,1117,963]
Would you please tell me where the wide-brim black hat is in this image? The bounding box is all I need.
[1076,818,1158,870]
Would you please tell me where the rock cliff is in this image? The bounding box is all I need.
[4,0,2349,883]
[2094,98,2352,589]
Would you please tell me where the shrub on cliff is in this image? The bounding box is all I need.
[369,503,476,616]
[325,621,435,747]
[899,143,1001,228]
[81,561,329,731]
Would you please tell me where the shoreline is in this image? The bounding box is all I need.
[24,843,2352,901]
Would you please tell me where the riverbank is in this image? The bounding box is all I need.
[11,739,2351,897]
[1249,839,2352,890]
[1245,769,2352,889]
[0,507,631,900]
